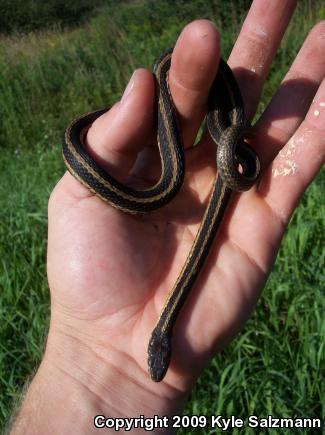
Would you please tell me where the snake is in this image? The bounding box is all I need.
[62,47,260,382]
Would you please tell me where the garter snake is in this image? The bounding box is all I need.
[63,48,260,382]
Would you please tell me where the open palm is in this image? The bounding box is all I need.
[47,2,324,403]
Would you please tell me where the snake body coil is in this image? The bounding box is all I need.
[63,48,260,382]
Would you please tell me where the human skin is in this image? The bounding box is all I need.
[10,0,325,433]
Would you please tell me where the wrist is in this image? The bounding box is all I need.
[11,316,187,434]
[47,325,187,415]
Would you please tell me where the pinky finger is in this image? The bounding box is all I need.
[258,79,325,225]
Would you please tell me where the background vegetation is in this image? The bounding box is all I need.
[0,0,324,433]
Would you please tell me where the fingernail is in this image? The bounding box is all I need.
[121,71,137,103]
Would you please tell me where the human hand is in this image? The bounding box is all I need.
[43,0,324,425]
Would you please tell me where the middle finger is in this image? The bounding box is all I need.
[228,0,298,120]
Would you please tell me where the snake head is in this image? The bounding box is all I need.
[147,329,172,382]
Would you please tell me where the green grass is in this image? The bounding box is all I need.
[0,0,324,432]
[0,0,107,34]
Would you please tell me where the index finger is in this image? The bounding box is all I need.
[168,20,220,148]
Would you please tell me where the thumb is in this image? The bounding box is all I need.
[84,68,155,183]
